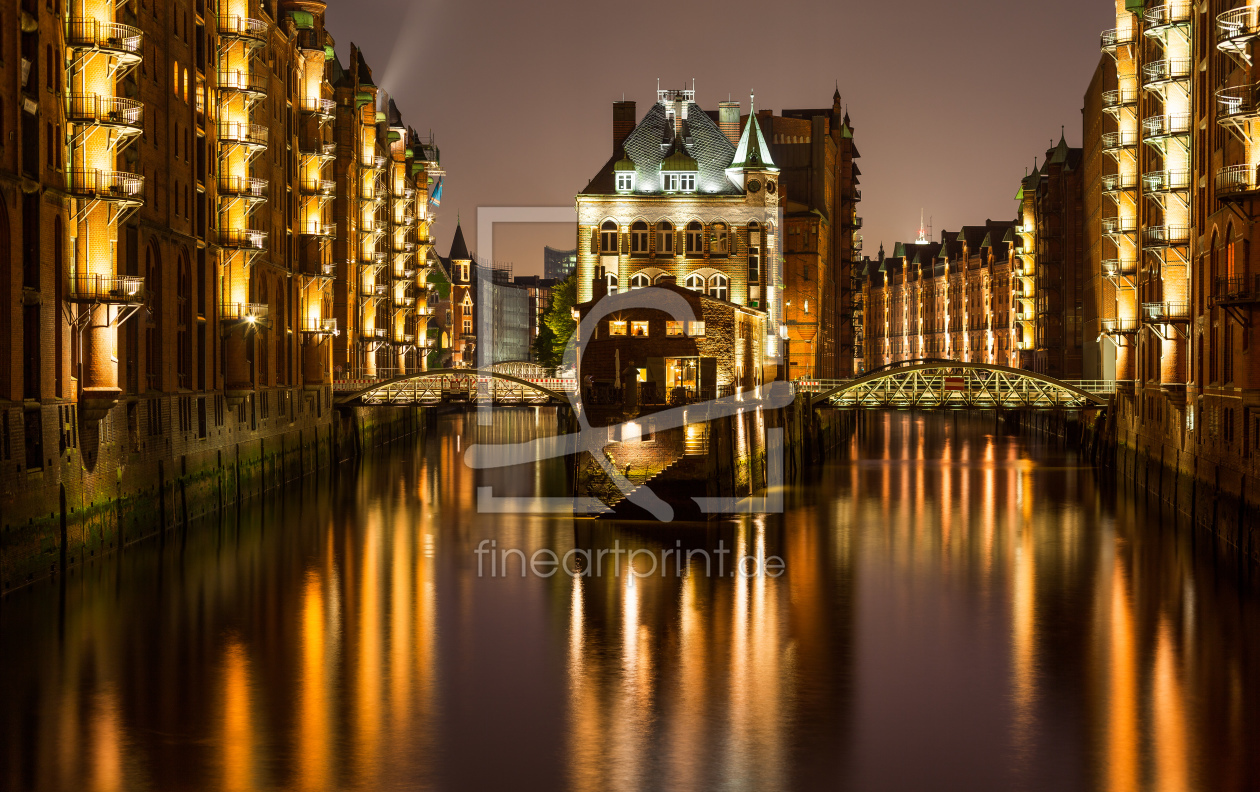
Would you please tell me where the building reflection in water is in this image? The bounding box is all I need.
[1,410,1259,790]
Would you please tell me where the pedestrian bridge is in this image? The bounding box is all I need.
[800,362,1113,410]
[334,369,576,407]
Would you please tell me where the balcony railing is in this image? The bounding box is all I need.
[218,175,268,199]
[1102,130,1139,151]
[300,179,335,196]
[217,69,268,96]
[1102,259,1138,277]
[69,169,144,203]
[301,260,336,279]
[1102,216,1137,235]
[1102,173,1137,192]
[1216,84,1260,122]
[66,94,143,131]
[1143,225,1190,247]
[1101,317,1140,333]
[1143,169,1191,193]
[219,228,268,251]
[301,222,336,238]
[218,121,269,148]
[299,318,339,335]
[1143,301,1191,322]
[1217,6,1260,52]
[1101,27,1136,51]
[217,15,268,44]
[1215,164,1260,198]
[66,274,145,304]
[300,141,338,158]
[1102,88,1138,109]
[1142,59,1193,88]
[394,295,416,308]
[1143,2,1193,31]
[1141,113,1192,140]
[66,18,143,61]
[1215,274,1260,303]
[298,96,336,118]
[221,303,269,324]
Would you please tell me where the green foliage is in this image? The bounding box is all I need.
[536,272,578,368]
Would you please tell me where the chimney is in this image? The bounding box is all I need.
[592,277,609,301]
[718,101,741,146]
[613,101,636,155]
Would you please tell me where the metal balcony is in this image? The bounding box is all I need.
[1102,89,1138,110]
[394,295,416,308]
[396,333,416,345]
[221,302,270,325]
[1143,169,1191,194]
[1214,274,1260,304]
[1143,225,1190,247]
[1101,318,1139,334]
[1102,216,1137,237]
[1102,131,1139,152]
[301,223,337,238]
[1216,84,1260,123]
[217,15,268,45]
[219,228,268,251]
[217,69,268,98]
[69,169,144,204]
[1142,301,1190,322]
[66,94,143,133]
[299,96,336,118]
[1101,27,1136,52]
[300,141,337,159]
[66,18,143,63]
[1101,173,1137,193]
[65,274,145,304]
[1217,6,1260,62]
[1141,113,1192,142]
[1215,164,1260,199]
[1143,2,1193,34]
[218,175,268,200]
[218,121,269,149]
[299,318,339,336]
[300,179,335,197]
[1141,59,1192,90]
[1102,259,1138,278]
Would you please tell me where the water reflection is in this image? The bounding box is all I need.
[1,410,1259,790]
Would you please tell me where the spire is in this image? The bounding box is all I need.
[449,221,470,261]
[727,92,778,178]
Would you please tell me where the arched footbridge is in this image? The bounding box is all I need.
[801,362,1113,410]
[335,369,576,407]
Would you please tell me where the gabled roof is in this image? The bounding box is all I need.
[660,136,699,172]
[729,105,778,173]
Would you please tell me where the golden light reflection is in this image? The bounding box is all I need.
[1106,554,1139,792]
[297,569,329,791]
[221,638,255,792]
[1153,618,1189,792]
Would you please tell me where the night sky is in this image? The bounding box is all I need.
[325,0,1113,276]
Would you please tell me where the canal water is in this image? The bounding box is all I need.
[2,409,1259,791]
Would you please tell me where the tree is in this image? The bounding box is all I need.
[536,272,577,368]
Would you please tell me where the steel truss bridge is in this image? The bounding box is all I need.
[335,369,576,407]
[800,362,1112,410]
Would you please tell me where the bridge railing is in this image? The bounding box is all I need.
[795,376,1118,396]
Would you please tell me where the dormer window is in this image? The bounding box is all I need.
[616,171,635,192]
[662,172,695,192]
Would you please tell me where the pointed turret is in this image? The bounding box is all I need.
[449,221,471,264]
[726,93,778,189]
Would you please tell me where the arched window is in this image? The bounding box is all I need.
[656,221,674,255]
[630,272,650,289]
[145,244,162,391]
[708,273,729,301]
[685,221,704,257]
[685,273,705,292]
[605,273,619,295]
[1226,223,1236,280]
[630,221,648,255]
[600,220,618,254]
[748,221,762,287]
[712,222,729,256]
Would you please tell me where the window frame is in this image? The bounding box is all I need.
[609,320,628,336]
[630,321,649,337]
[600,221,618,254]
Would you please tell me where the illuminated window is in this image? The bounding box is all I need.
[605,273,619,295]
[748,246,760,285]
[462,318,471,334]
[616,172,635,192]
[685,274,705,291]
[630,273,650,289]
[657,221,675,254]
[609,320,628,336]
[661,172,696,193]
[686,321,705,337]
[600,220,618,253]
[631,321,649,337]
[667,321,684,336]
[680,173,695,191]
[708,274,728,301]
[712,222,729,255]
[630,221,648,255]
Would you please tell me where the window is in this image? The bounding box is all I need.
[680,173,695,192]
[463,318,472,334]
[609,320,628,336]
[631,321,649,337]
[708,274,728,301]
[605,273,619,295]
[630,221,648,255]
[662,173,678,192]
[657,221,674,255]
[631,273,650,289]
[616,172,634,192]
[749,246,760,285]
[685,273,705,291]
[712,223,729,255]
[686,222,704,256]
[667,321,684,336]
[686,321,706,337]
[600,220,618,253]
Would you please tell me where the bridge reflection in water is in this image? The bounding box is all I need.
[0,410,1258,790]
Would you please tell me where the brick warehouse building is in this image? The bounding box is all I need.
[0,0,448,587]
[574,85,862,381]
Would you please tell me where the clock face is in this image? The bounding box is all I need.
[747,179,762,193]
[766,180,777,195]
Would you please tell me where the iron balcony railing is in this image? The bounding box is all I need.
[1102,131,1139,151]
[219,228,267,251]
[1102,259,1138,277]
[218,175,268,199]
[1214,274,1260,302]
[1102,89,1138,109]
[1101,317,1139,333]
[1102,173,1137,192]
[299,318,339,335]
[66,274,145,304]
[302,222,336,238]
[1142,301,1191,321]
[66,94,143,131]
[218,121,269,148]
[301,141,338,158]
[1143,169,1191,193]
[1215,164,1260,197]
[69,169,144,201]
[1143,225,1191,247]
[1216,84,1260,121]
[217,15,268,44]
[1101,27,1136,51]
[300,179,335,196]
[1102,216,1138,235]
[1142,59,1193,88]
[66,18,143,60]
[1143,2,1193,31]
[221,302,269,323]
[1217,6,1260,50]
[1141,113,1192,140]
[299,96,336,117]
[217,69,268,95]
[302,261,336,278]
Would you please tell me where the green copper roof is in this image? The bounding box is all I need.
[728,101,778,173]
[376,111,387,123]
[356,91,373,108]
[291,11,315,29]
[659,138,698,172]
[614,151,637,172]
